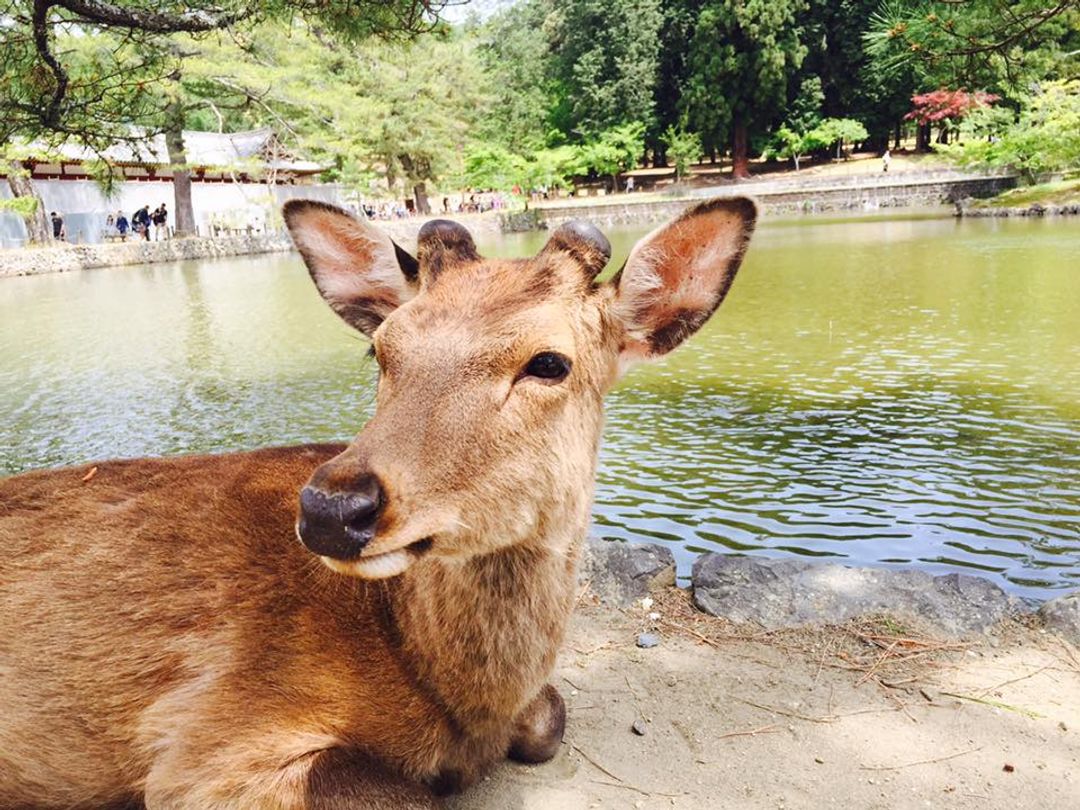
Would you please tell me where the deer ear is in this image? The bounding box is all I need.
[612,197,756,365]
[283,200,418,336]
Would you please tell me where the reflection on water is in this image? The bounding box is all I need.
[1,213,1078,598]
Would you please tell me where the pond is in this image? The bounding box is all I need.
[1,212,1078,599]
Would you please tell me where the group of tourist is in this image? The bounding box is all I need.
[105,204,169,242]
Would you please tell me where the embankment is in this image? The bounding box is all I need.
[0,234,293,278]
[524,171,1017,231]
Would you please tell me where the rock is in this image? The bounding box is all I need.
[631,719,647,736]
[636,633,660,649]
[691,554,1021,637]
[580,537,676,607]
[1038,591,1080,645]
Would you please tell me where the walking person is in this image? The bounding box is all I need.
[115,210,129,241]
[882,148,892,173]
[50,211,66,241]
[153,203,169,240]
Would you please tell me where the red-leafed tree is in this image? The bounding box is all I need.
[905,88,999,148]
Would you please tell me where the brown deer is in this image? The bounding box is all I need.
[0,196,756,808]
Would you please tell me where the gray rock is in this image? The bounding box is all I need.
[691,554,1021,637]
[580,537,675,607]
[1039,591,1080,645]
[631,719,647,736]
[636,632,660,649]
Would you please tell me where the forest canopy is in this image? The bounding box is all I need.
[2,0,1078,210]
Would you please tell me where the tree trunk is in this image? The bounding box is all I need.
[793,155,801,171]
[164,94,196,237]
[6,161,51,244]
[916,123,931,152]
[732,116,750,180]
[936,127,949,145]
[412,182,431,215]
[893,123,902,150]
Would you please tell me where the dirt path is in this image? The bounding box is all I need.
[451,598,1079,810]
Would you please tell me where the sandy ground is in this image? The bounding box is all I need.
[452,593,1080,810]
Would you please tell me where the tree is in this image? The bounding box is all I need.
[0,1,442,234]
[581,122,646,190]
[941,79,1080,181]
[864,0,1079,97]
[767,126,827,170]
[682,0,808,178]
[184,21,491,210]
[905,88,999,145]
[546,0,663,137]
[662,126,702,179]
[814,117,870,158]
[476,0,556,155]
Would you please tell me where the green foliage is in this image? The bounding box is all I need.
[941,79,1080,181]
[181,21,490,193]
[476,0,556,153]
[662,126,702,179]
[864,1,1080,97]
[581,122,646,181]
[766,126,828,169]
[788,76,826,135]
[0,196,40,218]
[462,146,529,190]
[546,0,663,136]
[682,0,808,153]
[0,1,441,151]
[815,117,870,156]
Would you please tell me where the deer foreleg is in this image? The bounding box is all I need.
[507,683,566,764]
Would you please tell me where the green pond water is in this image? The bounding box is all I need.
[1,212,1078,598]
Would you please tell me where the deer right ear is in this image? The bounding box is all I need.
[283,200,418,336]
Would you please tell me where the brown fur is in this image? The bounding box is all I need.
[0,198,756,808]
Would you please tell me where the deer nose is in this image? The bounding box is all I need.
[297,477,383,560]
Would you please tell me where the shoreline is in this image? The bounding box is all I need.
[0,234,294,278]
[451,568,1079,809]
[0,170,1024,277]
[582,539,1079,646]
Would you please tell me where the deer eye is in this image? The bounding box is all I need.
[523,352,571,382]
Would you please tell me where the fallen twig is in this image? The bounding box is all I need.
[659,617,721,649]
[588,779,684,798]
[939,691,1044,718]
[975,665,1051,697]
[737,699,836,724]
[860,746,982,771]
[716,723,781,740]
[572,744,623,782]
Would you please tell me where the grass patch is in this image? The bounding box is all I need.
[975,178,1080,208]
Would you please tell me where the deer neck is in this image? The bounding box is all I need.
[389,505,589,735]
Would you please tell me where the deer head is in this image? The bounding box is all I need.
[283,198,756,579]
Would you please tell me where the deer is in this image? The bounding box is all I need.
[0,196,756,808]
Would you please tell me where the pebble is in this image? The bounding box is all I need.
[632,719,647,736]
[636,632,660,648]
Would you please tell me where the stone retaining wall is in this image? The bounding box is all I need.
[534,174,1017,230]
[0,235,294,278]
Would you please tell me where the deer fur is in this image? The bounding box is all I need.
[0,197,756,808]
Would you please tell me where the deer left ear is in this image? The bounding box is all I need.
[611,197,756,365]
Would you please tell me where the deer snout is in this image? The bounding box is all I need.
[296,476,383,560]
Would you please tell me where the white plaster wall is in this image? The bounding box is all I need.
[1,180,348,246]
